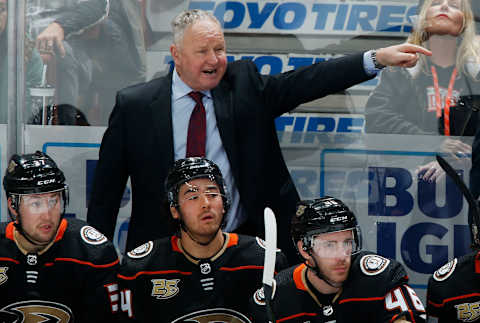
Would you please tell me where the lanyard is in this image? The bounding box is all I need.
[431,65,458,136]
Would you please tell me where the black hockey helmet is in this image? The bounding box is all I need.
[165,157,229,212]
[3,151,69,214]
[291,196,362,254]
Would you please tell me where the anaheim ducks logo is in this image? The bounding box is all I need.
[171,308,251,323]
[455,301,480,322]
[0,300,73,323]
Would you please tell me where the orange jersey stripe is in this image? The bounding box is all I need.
[118,270,193,280]
[220,265,264,271]
[54,257,119,268]
[338,296,384,304]
[277,312,317,322]
[428,293,480,308]
[0,257,19,264]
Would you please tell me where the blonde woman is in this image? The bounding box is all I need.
[366,0,480,136]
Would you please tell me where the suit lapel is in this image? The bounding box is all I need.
[212,80,240,181]
[150,72,175,168]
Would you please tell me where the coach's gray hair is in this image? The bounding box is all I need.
[171,9,221,46]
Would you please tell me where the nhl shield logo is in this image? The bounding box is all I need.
[200,262,211,275]
[27,254,37,266]
[323,305,333,316]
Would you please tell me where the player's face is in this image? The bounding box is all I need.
[425,0,465,36]
[170,18,227,91]
[310,230,353,285]
[172,178,225,240]
[17,192,62,244]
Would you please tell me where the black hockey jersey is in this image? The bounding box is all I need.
[250,251,426,322]
[427,251,480,322]
[0,218,120,323]
[118,233,288,323]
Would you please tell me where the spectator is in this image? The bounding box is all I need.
[0,0,43,124]
[365,0,480,136]
[35,0,146,125]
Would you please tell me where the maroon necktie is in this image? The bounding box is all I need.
[186,91,206,157]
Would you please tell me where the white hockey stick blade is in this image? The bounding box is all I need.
[262,207,277,287]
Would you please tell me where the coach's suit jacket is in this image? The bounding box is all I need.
[87,53,373,261]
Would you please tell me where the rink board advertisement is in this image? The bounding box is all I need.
[21,126,472,300]
[147,0,417,36]
[146,51,379,91]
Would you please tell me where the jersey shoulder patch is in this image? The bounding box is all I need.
[433,258,457,282]
[80,226,107,245]
[252,286,266,306]
[127,241,154,259]
[360,254,390,276]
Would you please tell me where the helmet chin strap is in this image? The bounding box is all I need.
[306,251,343,289]
[176,207,223,247]
[180,220,222,246]
[13,220,55,249]
[10,196,64,250]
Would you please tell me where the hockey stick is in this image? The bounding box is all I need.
[263,207,277,323]
[435,154,480,248]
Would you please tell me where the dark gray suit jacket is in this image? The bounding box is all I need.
[87,54,373,261]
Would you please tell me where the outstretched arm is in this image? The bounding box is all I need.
[375,43,432,68]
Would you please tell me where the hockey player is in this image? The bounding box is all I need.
[118,157,288,323]
[0,151,119,323]
[250,196,427,322]
[426,202,480,322]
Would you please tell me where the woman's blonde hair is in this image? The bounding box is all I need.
[408,0,480,75]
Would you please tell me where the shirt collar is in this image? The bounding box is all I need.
[172,68,212,101]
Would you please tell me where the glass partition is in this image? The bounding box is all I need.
[3,0,479,303]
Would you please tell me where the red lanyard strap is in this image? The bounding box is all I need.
[431,65,458,136]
